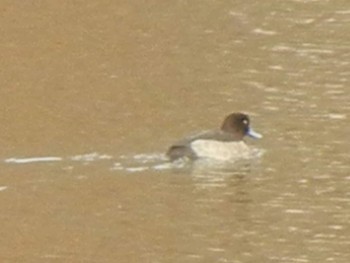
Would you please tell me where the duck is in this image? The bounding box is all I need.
[166,112,262,161]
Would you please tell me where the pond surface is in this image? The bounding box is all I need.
[0,1,349,262]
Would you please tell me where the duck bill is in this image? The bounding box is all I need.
[247,128,263,139]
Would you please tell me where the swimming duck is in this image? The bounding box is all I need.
[166,112,262,161]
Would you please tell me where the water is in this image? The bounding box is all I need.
[0,1,349,262]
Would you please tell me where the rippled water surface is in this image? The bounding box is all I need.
[0,1,349,262]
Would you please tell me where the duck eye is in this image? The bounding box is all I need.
[242,119,249,125]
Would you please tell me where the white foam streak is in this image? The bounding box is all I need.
[5,157,63,164]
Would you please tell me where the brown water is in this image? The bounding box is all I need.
[0,1,349,262]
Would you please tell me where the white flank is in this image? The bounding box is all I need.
[190,140,252,161]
